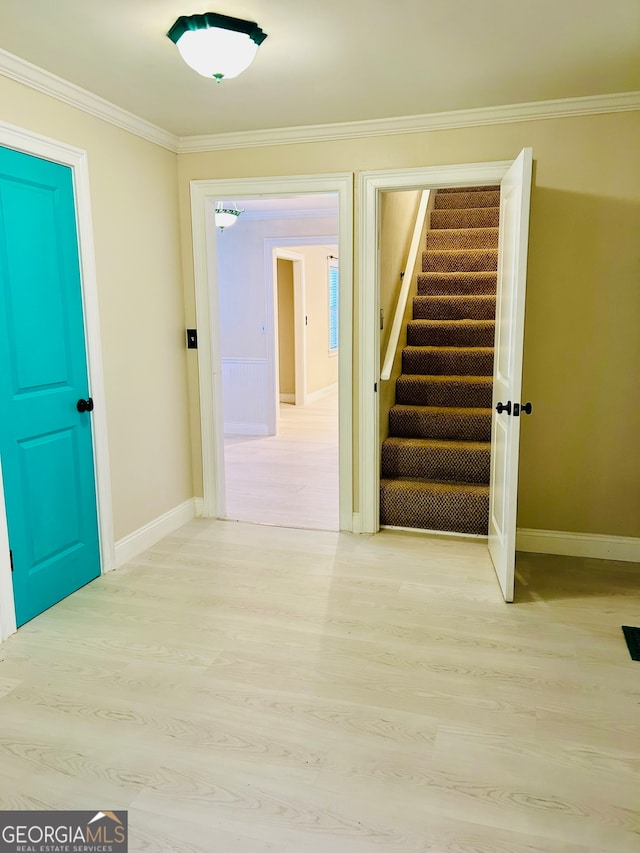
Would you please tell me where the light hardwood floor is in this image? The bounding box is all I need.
[224,391,339,530]
[0,521,639,852]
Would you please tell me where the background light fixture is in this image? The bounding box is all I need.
[214,202,244,231]
[167,12,267,81]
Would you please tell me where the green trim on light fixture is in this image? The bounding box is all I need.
[167,12,268,81]
[167,13,267,48]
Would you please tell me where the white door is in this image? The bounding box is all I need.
[488,148,534,602]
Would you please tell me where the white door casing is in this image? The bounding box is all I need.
[488,148,534,602]
[190,174,353,531]
[0,119,114,643]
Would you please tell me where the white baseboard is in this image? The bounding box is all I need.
[306,383,338,405]
[516,528,640,563]
[224,422,269,436]
[279,393,295,404]
[351,512,361,534]
[194,497,204,517]
[114,498,197,568]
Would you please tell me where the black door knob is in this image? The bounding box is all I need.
[77,397,94,413]
[496,401,511,415]
[513,402,533,417]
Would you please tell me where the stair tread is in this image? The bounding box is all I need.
[399,374,493,383]
[435,191,501,209]
[391,404,492,415]
[380,477,490,493]
[417,294,496,300]
[437,186,500,193]
[421,270,497,276]
[403,345,494,352]
[408,319,495,326]
[383,436,490,451]
[423,247,498,254]
[432,205,500,212]
[427,227,498,233]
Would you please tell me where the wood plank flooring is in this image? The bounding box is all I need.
[0,520,639,852]
[224,391,339,531]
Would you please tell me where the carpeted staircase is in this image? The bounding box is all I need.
[380,185,500,534]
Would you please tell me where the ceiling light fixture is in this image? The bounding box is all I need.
[167,12,267,82]
[214,202,244,231]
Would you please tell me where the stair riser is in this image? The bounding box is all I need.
[389,409,492,442]
[425,229,499,250]
[407,323,495,347]
[402,349,494,376]
[382,445,490,483]
[412,296,496,320]
[434,190,500,210]
[423,250,498,273]
[380,485,489,534]
[417,273,496,296]
[431,208,500,229]
[396,379,493,408]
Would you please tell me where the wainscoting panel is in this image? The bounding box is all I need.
[222,358,270,435]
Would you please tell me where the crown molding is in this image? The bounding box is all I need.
[0,48,179,152]
[178,90,640,153]
[1,46,637,156]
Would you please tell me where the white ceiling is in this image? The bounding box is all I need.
[0,0,638,138]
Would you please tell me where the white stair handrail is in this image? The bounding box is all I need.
[380,190,430,380]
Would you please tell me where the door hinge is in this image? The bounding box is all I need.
[305,316,308,326]
[9,550,13,572]
[374,382,378,392]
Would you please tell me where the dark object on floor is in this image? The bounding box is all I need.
[621,626,640,661]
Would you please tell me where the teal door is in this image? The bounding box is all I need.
[0,145,101,627]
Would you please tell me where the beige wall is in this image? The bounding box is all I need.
[179,110,640,537]
[0,75,192,541]
[287,244,339,395]
[378,190,423,443]
[276,258,295,396]
[379,190,422,360]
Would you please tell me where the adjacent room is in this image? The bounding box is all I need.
[213,194,340,530]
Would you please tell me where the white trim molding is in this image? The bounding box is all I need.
[177,92,640,153]
[0,46,636,154]
[190,173,353,531]
[516,529,640,563]
[114,499,197,569]
[0,48,178,152]
[0,119,114,642]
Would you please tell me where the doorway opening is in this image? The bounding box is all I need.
[359,152,532,601]
[379,183,501,536]
[189,174,353,533]
[215,200,339,530]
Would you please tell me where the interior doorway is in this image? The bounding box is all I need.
[0,121,114,644]
[277,257,296,404]
[191,178,351,532]
[359,153,533,601]
[217,215,339,531]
